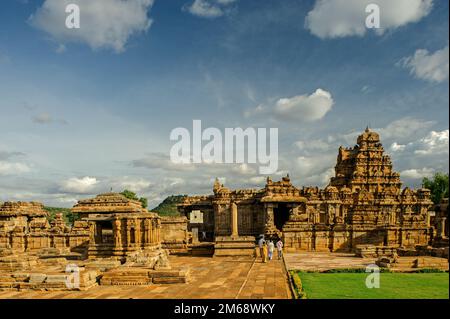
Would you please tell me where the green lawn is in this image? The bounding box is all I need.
[294,272,449,299]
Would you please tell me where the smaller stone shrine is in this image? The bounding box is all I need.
[72,193,166,262]
[72,193,189,286]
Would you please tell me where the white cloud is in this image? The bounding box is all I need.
[390,142,406,152]
[0,162,31,175]
[305,0,433,39]
[113,177,152,193]
[414,129,449,155]
[376,117,435,142]
[274,89,334,122]
[400,167,435,180]
[29,0,154,53]
[389,129,449,156]
[61,176,98,194]
[400,46,449,83]
[184,0,236,18]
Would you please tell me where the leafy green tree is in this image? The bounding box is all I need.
[44,207,79,226]
[422,173,449,205]
[120,189,148,209]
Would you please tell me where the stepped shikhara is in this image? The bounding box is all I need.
[178,128,434,253]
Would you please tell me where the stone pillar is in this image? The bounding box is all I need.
[264,203,276,235]
[144,219,150,244]
[135,219,141,246]
[231,202,238,237]
[151,220,155,243]
[157,219,161,243]
[114,220,122,247]
[440,217,447,238]
[89,222,95,243]
[126,225,131,247]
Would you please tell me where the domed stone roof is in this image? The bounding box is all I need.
[325,185,339,193]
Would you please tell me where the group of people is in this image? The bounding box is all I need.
[257,236,283,263]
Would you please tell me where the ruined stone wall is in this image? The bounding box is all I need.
[160,216,189,252]
[0,202,90,254]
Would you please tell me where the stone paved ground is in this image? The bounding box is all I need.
[0,255,291,299]
[284,252,376,271]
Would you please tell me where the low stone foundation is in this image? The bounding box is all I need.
[213,236,256,258]
[100,267,189,285]
[377,256,449,271]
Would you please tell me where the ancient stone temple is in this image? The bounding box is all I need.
[72,192,162,260]
[433,198,449,248]
[0,201,89,254]
[178,128,434,253]
[0,193,188,290]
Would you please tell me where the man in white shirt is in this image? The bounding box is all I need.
[276,238,284,260]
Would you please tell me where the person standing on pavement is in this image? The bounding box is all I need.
[258,236,266,262]
[276,238,284,260]
[268,240,275,261]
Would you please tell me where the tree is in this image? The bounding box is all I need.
[422,173,449,205]
[120,189,148,209]
[152,195,187,216]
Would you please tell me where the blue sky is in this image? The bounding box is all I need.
[0,0,448,207]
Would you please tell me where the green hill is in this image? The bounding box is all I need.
[152,195,187,216]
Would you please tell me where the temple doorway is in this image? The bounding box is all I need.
[96,220,113,244]
[274,203,290,231]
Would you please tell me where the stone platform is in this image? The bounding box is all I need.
[284,252,377,272]
[213,236,256,258]
[0,255,292,299]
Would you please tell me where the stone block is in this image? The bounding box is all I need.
[29,273,47,283]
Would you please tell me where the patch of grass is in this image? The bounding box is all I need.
[294,272,449,299]
[323,268,391,273]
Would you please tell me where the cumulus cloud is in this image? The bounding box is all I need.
[400,167,435,180]
[60,176,99,194]
[111,177,152,193]
[305,0,433,39]
[414,129,449,155]
[376,117,435,143]
[29,0,154,53]
[183,0,236,18]
[0,150,30,176]
[245,89,334,122]
[399,46,449,83]
[389,129,449,156]
[0,162,31,175]
[274,89,334,122]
